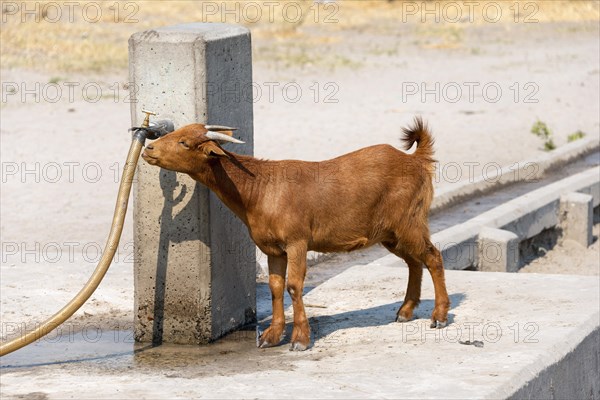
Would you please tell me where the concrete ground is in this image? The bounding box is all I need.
[1,253,598,399]
[1,3,599,398]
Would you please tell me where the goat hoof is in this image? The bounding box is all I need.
[396,314,413,323]
[258,335,283,348]
[290,341,308,351]
[430,320,447,329]
[396,306,414,323]
[258,336,282,348]
[257,327,284,348]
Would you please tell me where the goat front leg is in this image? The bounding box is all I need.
[286,242,310,351]
[258,254,287,348]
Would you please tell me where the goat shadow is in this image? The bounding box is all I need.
[152,168,253,344]
[153,171,203,345]
[260,292,466,345]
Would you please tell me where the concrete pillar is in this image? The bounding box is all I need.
[129,23,256,345]
[478,228,520,272]
[560,192,593,247]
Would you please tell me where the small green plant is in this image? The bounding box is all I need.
[567,130,586,142]
[48,76,63,84]
[531,120,556,151]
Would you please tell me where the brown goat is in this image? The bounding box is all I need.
[142,117,450,351]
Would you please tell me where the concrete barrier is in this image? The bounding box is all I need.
[431,166,600,270]
[505,325,599,400]
[129,23,256,345]
[560,192,594,247]
[478,228,520,272]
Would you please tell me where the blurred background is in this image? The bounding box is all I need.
[1,0,599,267]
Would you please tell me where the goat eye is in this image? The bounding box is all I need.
[178,141,189,148]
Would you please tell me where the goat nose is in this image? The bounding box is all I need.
[146,144,154,150]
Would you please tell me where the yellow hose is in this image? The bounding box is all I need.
[0,138,144,357]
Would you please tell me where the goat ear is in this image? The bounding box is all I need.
[201,141,229,158]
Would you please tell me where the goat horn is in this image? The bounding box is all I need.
[205,125,238,131]
[206,131,245,144]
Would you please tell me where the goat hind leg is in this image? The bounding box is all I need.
[422,241,450,328]
[397,254,423,322]
[384,242,423,322]
[258,254,287,348]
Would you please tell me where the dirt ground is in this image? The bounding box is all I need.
[0,1,599,337]
[520,221,600,275]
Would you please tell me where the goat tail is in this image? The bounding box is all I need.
[401,116,435,162]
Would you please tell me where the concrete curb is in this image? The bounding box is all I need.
[431,166,600,270]
[432,136,599,212]
[501,315,600,400]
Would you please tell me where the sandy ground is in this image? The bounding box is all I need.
[520,221,600,275]
[1,6,599,345]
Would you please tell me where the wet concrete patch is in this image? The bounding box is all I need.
[14,393,49,400]
[0,329,137,370]
[0,327,298,379]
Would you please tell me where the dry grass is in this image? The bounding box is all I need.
[0,0,598,73]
